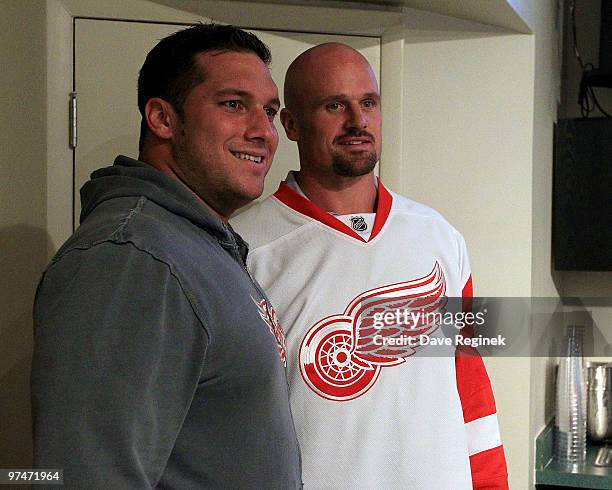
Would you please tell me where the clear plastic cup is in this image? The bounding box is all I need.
[555,325,587,469]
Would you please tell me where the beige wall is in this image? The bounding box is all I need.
[528,1,563,489]
[398,13,536,486]
[0,0,48,468]
[398,4,609,488]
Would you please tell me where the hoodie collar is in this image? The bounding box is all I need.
[80,155,241,246]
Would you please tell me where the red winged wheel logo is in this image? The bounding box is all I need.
[299,262,446,401]
[254,298,287,366]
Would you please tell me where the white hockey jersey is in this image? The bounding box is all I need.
[232,175,508,489]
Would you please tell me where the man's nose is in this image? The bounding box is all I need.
[345,104,367,129]
[245,109,277,143]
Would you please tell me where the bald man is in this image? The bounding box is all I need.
[232,43,508,489]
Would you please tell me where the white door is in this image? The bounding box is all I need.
[74,19,380,226]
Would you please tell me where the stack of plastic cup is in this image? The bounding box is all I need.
[555,325,587,470]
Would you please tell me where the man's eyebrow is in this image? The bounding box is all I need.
[317,94,348,105]
[316,92,381,104]
[362,92,381,100]
[213,89,280,107]
[213,89,251,98]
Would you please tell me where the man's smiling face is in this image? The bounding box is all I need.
[171,50,280,217]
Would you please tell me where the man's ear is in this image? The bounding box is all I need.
[144,97,179,141]
[280,108,300,142]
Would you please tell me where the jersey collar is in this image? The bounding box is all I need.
[272,177,393,243]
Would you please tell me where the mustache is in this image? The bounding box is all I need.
[334,129,375,143]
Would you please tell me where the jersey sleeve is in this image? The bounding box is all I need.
[32,241,208,489]
[456,238,509,489]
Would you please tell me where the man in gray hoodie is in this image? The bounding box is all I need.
[32,24,301,489]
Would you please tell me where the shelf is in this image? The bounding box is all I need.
[161,0,533,34]
[536,423,612,489]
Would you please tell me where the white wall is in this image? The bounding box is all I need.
[0,0,48,468]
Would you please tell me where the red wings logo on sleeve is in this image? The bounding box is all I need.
[254,298,287,366]
[299,262,446,401]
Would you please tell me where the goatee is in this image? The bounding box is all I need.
[332,151,378,177]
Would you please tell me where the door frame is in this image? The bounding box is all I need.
[45,0,405,253]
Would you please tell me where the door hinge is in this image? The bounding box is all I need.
[69,92,77,149]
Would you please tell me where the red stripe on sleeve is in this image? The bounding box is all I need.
[470,446,509,489]
[462,274,473,311]
[457,275,508,488]
[459,274,474,341]
[455,350,497,423]
[456,274,495,421]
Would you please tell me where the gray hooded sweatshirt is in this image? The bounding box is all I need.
[32,156,302,489]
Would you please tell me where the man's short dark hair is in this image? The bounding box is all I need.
[137,23,271,150]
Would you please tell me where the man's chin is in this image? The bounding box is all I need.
[332,153,378,178]
[233,186,265,210]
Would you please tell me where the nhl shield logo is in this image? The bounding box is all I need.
[350,216,367,232]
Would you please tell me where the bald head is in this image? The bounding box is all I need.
[284,43,377,117]
[280,42,382,181]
